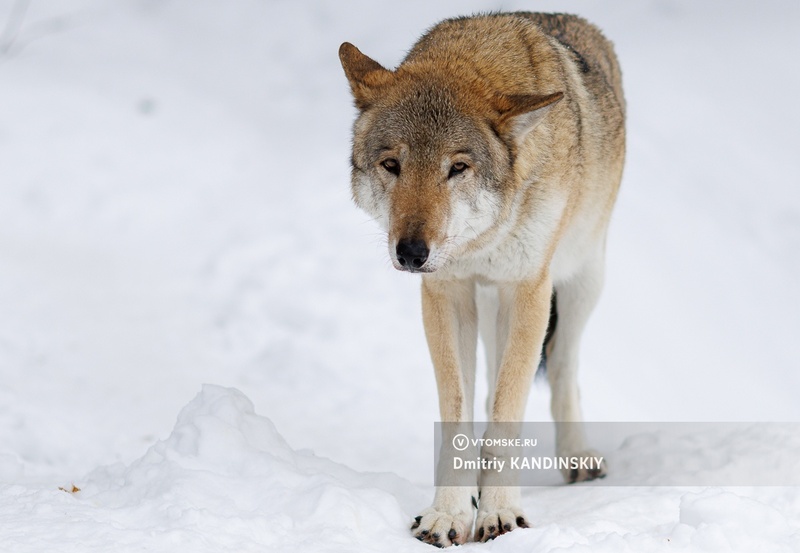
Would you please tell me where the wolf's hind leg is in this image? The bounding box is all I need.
[548,252,607,482]
[476,284,501,418]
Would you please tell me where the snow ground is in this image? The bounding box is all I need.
[0,0,798,551]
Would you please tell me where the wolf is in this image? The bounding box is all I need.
[339,12,625,546]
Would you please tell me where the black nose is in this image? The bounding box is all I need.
[396,239,429,270]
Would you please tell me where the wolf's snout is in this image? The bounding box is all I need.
[396,239,429,271]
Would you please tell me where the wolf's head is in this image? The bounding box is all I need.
[339,42,562,274]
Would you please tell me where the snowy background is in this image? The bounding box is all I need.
[0,0,798,551]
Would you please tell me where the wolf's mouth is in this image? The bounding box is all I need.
[394,263,436,274]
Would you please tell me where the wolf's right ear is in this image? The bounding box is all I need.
[493,91,565,144]
[339,42,394,110]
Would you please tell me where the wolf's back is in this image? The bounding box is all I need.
[404,13,625,118]
[518,12,625,116]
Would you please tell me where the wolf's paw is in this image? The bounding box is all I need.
[474,508,529,542]
[411,506,473,547]
[562,449,607,483]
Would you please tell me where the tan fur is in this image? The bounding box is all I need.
[421,278,476,422]
[341,12,625,546]
[490,275,552,421]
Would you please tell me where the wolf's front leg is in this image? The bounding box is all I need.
[475,275,552,541]
[413,278,478,547]
[414,463,477,547]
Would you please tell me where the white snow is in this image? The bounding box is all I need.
[0,0,798,551]
[1,385,417,552]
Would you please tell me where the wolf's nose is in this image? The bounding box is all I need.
[396,239,429,270]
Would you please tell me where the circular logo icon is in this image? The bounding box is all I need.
[452,433,469,451]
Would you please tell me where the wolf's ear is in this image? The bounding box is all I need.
[494,91,564,144]
[339,42,394,110]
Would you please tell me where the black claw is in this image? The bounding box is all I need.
[416,535,424,541]
[488,525,496,533]
[432,533,440,539]
[448,529,457,541]
[420,529,429,536]
[503,523,511,531]
[415,515,422,522]
[471,495,478,509]
[432,543,443,549]
[478,527,485,539]
[569,467,579,483]
[516,516,529,528]
[411,521,420,530]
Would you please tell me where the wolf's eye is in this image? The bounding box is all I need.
[381,158,400,176]
[448,162,469,179]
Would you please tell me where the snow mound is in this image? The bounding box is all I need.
[678,489,798,552]
[6,386,416,553]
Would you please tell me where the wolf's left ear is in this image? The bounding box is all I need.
[494,91,564,143]
[339,42,394,110]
